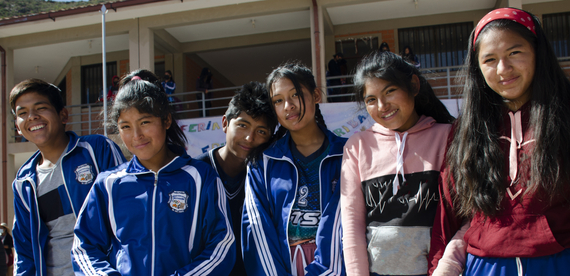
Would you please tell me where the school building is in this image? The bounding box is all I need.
[1,0,569,223]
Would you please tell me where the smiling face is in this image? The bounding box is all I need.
[14,92,68,149]
[223,111,271,161]
[271,78,321,133]
[478,28,536,111]
[118,107,172,171]
[363,77,419,132]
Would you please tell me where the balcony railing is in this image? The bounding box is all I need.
[10,57,570,142]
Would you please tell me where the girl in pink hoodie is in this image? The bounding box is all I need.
[340,51,454,276]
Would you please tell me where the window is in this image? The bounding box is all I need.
[81,62,117,104]
[398,22,473,68]
[543,12,570,58]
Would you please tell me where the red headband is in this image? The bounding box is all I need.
[473,8,536,49]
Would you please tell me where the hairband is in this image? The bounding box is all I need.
[131,76,142,81]
[473,8,536,49]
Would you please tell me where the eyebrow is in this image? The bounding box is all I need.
[480,44,524,59]
[15,101,50,112]
[118,114,154,124]
[364,82,394,99]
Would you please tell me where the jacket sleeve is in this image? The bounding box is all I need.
[71,177,121,276]
[242,162,292,276]
[432,221,469,276]
[172,174,236,276]
[12,181,37,276]
[97,138,126,172]
[427,168,464,275]
[305,173,345,276]
[340,141,370,276]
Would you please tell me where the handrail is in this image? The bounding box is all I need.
[10,57,570,141]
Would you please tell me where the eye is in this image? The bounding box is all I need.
[509,51,521,56]
[237,123,247,128]
[141,120,151,125]
[386,88,397,94]
[273,99,282,105]
[483,58,495,64]
[258,129,267,135]
[17,111,27,117]
[365,97,376,104]
[120,125,130,130]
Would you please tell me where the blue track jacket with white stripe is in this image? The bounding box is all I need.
[72,146,236,276]
[242,127,347,276]
[12,131,125,276]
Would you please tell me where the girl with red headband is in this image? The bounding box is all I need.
[428,8,570,276]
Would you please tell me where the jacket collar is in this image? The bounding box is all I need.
[125,144,192,174]
[264,124,346,160]
[16,131,80,182]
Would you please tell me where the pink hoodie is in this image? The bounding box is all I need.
[341,115,451,276]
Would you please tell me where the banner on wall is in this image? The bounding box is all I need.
[179,99,461,157]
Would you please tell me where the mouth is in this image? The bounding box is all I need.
[134,142,149,149]
[382,109,398,119]
[499,76,519,86]
[29,124,46,132]
[286,113,299,121]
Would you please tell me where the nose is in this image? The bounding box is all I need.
[133,126,144,140]
[27,109,39,121]
[497,58,512,75]
[244,129,255,143]
[284,98,295,111]
[378,97,389,112]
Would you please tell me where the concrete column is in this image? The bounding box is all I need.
[1,47,13,223]
[173,53,185,93]
[508,0,522,9]
[129,20,140,71]
[139,26,154,73]
[70,57,82,133]
[310,2,326,101]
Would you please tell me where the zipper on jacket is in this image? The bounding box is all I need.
[151,172,158,276]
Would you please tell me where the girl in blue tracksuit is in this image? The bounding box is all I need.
[72,70,235,276]
[242,62,347,276]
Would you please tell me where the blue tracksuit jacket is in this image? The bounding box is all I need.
[12,131,125,276]
[72,146,236,276]
[242,127,347,276]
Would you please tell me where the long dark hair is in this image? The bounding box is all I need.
[353,50,454,124]
[199,68,212,85]
[109,69,187,149]
[249,62,327,164]
[448,14,570,217]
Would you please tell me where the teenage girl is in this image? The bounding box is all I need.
[242,62,346,276]
[429,8,570,276]
[71,70,235,276]
[341,51,454,276]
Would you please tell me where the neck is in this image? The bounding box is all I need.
[289,121,325,157]
[216,146,246,178]
[142,145,177,172]
[38,132,70,165]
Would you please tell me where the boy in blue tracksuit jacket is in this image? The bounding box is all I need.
[10,79,125,276]
[242,127,346,276]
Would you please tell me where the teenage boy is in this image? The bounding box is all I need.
[195,81,276,276]
[10,79,125,276]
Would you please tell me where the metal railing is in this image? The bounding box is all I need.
[10,57,570,141]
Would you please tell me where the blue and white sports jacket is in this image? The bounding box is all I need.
[72,147,236,276]
[242,127,347,276]
[12,131,125,276]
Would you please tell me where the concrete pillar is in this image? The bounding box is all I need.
[129,21,140,71]
[173,53,185,92]
[70,57,82,133]
[310,2,326,101]
[139,26,154,73]
[508,0,522,9]
[1,47,13,223]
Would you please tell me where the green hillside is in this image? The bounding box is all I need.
[0,0,109,19]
